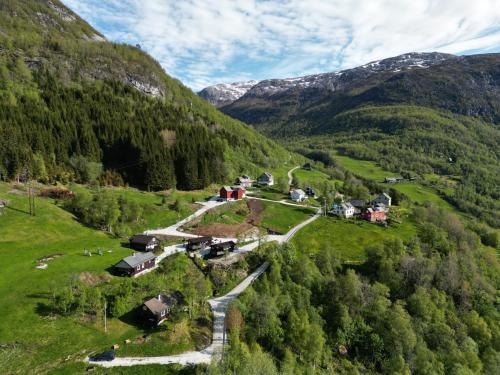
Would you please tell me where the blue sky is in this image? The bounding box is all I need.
[62,0,500,90]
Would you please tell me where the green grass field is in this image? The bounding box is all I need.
[0,182,210,373]
[292,216,417,262]
[292,168,331,189]
[258,200,316,234]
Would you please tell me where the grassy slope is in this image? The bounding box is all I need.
[258,200,316,234]
[0,183,207,373]
[292,217,416,262]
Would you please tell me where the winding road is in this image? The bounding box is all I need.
[89,166,318,368]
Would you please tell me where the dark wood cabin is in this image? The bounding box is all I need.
[186,236,213,251]
[129,235,161,252]
[209,241,236,257]
[142,292,184,326]
[113,252,157,277]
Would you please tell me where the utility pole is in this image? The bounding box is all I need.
[104,299,107,333]
[31,180,35,216]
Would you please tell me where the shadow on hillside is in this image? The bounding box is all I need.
[118,306,150,329]
[26,292,52,299]
[5,205,30,215]
[34,302,54,317]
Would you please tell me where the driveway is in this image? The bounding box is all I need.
[90,262,270,367]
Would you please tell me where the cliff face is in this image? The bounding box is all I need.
[1,0,168,97]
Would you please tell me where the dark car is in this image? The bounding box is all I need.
[90,350,115,362]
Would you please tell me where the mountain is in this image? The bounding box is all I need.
[198,80,258,107]
[199,52,455,108]
[0,0,293,191]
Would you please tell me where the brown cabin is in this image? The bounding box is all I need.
[113,252,156,277]
[142,292,184,326]
[209,241,236,257]
[186,236,213,251]
[129,235,161,252]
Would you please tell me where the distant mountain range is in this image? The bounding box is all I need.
[198,52,455,108]
[199,52,500,136]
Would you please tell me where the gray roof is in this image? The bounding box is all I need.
[348,199,365,207]
[115,252,156,269]
[258,172,273,180]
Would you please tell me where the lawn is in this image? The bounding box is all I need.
[292,168,331,189]
[258,200,316,234]
[0,182,210,373]
[292,216,417,262]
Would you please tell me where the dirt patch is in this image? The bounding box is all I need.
[78,272,112,286]
[134,335,150,344]
[193,223,256,238]
[246,199,264,225]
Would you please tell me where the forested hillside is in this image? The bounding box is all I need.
[0,0,291,190]
[213,207,500,374]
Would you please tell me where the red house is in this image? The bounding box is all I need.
[219,186,246,201]
[363,208,386,222]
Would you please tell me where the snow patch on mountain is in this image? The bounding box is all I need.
[199,52,455,107]
[198,80,259,107]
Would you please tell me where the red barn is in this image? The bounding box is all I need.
[219,186,246,200]
[220,186,233,200]
[363,208,386,222]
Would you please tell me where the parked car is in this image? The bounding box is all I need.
[90,350,115,362]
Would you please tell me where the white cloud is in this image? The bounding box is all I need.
[62,0,500,90]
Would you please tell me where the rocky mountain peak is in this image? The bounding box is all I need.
[198,80,259,107]
[199,52,456,107]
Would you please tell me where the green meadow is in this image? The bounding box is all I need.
[292,216,417,262]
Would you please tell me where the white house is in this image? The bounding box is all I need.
[257,172,274,186]
[372,193,392,206]
[330,202,355,218]
[290,189,306,202]
[235,175,253,188]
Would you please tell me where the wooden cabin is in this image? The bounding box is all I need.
[186,236,213,251]
[113,252,156,277]
[209,241,236,257]
[129,235,161,252]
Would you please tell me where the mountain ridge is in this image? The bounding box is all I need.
[198,52,456,107]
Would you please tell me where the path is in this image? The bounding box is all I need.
[145,200,227,238]
[90,262,270,367]
[288,165,300,185]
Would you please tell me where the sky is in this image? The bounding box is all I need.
[62,0,500,90]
